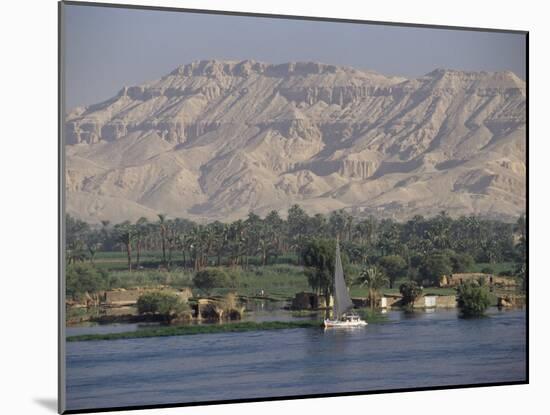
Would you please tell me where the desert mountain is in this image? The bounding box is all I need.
[65,60,526,223]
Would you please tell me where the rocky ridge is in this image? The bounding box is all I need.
[65,60,526,223]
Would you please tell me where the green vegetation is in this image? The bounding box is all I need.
[399,281,423,307]
[106,269,193,289]
[66,320,325,342]
[378,255,407,288]
[136,291,189,319]
[114,221,134,271]
[470,262,516,275]
[66,211,526,274]
[193,268,232,295]
[301,238,350,309]
[66,263,109,300]
[66,312,392,342]
[356,266,388,309]
[92,264,309,300]
[66,209,526,308]
[419,253,452,285]
[457,281,492,317]
[450,253,474,273]
[228,264,308,299]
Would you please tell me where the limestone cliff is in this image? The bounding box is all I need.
[65,60,526,223]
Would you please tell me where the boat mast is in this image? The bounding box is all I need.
[333,235,353,320]
[334,235,340,319]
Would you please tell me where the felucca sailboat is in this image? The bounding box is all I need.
[323,237,367,328]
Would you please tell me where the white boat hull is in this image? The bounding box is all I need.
[323,319,368,328]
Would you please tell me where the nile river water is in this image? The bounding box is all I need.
[65,308,526,411]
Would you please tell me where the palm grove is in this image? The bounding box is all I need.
[66,206,527,314]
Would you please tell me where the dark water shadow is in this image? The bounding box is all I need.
[458,313,491,320]
[34,398,57,412]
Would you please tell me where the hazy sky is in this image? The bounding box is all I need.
[63,4,526,109]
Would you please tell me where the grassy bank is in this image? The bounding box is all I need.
[228,264,308,300]
[102,264,309,300]
[91,251,516,298]
[468,262,516,275]
[67,311,388,342]
[67,320,324,342]
[93,252,301,271]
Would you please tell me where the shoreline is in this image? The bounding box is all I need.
[66,320,325,342]
[67,308,391,342]
[66,312,392,342]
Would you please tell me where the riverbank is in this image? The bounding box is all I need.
[67,320,323,341]
[67,310,388,341]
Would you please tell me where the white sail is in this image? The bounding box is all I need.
[333,238,353,319]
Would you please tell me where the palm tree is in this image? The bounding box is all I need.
[135,217,148,269]
[244,212,263,268]
[157,214,167,266]
[203,224,217,268]
[287,205,309,256]
[145,222,157,252]
[67,240,88,264]
[97,219,115,251]
[376,219,401,256]
[165,219,178,267]
[354,218,373,245]
[328,210,347,240]
[188,225,209,270]
[85,229,102,264]
[310,213,327,238]
[87,242,101,264]
[114,221,135,271]
[254,220,277,266]
[171,218,191,269]
[227,220,246,268]
[210,221,228,266]
[345,212,354,242]
[265,210,284,258]
[426,213,451,251]
[356,266,389,309]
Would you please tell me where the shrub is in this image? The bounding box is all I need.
[301,238,352,303]
[378,255,407,288]
[66,263,107,300]
[457,281,491,317]
[399,281,423,307]
[193,268,230,295]
[104,269,193,290]
[450,253,474,273]
[419,254,452,286]
[410,254,423,269]
[136,291,187,317]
